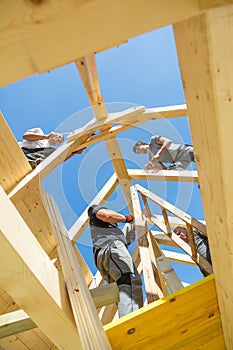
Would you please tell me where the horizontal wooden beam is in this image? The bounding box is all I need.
[105,276,224,349]
[128,169,198,182]
[0,1,213,87]
[67,106,145,142]
[162,249,196,265]
[0,310,36,339]
[0,283,118,339]
[90,283,119,309]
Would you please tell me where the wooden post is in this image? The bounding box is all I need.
[174,5,233,348]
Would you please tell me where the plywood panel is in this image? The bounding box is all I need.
[105,276,225,349]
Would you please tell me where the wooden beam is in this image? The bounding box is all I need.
[44,193,111,350]
[174,5,233,348]
[0,112,31,194]
[67,105,188,143]
[0,1,211,87]
[162,250,196,265]
[0,283,118,340]
[69,173,118,241]
[135,184,207,235]
[200,0,233,10]
[90,283,119,309]
[148,229,183,293]
[0,186,82,349]
[76,54,108,121]
[130,185,162,302]
[128,169,198,182]
[105,276,224,350]
[76,53,134,212]
[0,310,36,339]
[150,217,213,275]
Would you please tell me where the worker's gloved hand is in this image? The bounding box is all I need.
[125,214,134,223]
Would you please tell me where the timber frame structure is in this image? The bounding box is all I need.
[0,1,232,349]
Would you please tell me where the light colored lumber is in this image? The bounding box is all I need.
[162,250,196,265]
[0,1,218,87]
[72,244,93,286]
[152,230,178,247]
[136,184,207,235]
[148,229,183,293]
[69,173,118,241]
[0,112,31,193]
[200,0,233,9]
[131,185,162,302]
[90,283,119,309]
[0,282,118,340]
[105,276,225,350]
[174,5,233,348]
[128,169,198,182]
[44,193,111,350]
[75,53,134,212]
[0,186,81,349]
[0,310,36,339]
[76,54,108,121]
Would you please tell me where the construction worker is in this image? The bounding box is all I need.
[88,204,143,317]
[173,226,212,276]
[133,135,195,170]
[19,127,64,169]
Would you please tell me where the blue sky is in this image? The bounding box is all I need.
[0,25,204,284]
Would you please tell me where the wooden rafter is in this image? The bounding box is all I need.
[76,53,134,211]
[0,1,229,87]
[69,173,118,241]
[44,193,111,350]
[0,186,81,349]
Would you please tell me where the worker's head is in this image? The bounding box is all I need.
[88,204,98,218]
[48,133,64,146]
[173,226,189,243]
[133,141,149,154]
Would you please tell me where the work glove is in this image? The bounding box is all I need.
[124,214,134,223]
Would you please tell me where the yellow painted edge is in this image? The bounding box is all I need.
[104,274,214,331]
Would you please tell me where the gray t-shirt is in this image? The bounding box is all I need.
[149,135,183,163]
[89,205,127,248]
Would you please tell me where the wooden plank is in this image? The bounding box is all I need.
[130,185,161,302]
[135,184,207,235]
[0,112,31,194]
[105,276,225,350]
[0,1,209,87]
[69,173,118,241]
[150,217,213,275]
[162,250,196,265]
[44,193,111,350]
[152,230,178,247]
[67,105,190,143]
[76,54,108,121]
[148,229,183,293]
[0,329,54,350]
[200,0,233,9]
[90,283,119,309]
[75,53,134,212]
[72,244,93,287]
[0,310,36,339]
[174,5,233,348]
[0,283,118,340]
[0,186,82,349]
[128,169,198,182]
